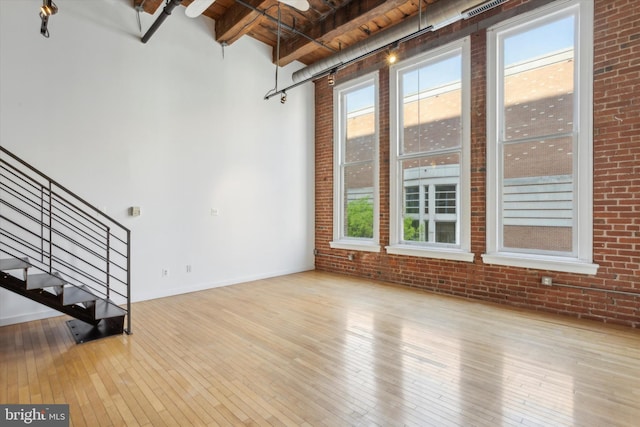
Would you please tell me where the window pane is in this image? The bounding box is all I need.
[503,17,575,141]
[346,85,375,162]
[401,153,460,245]
[500,15,576,254]
[401,55,461,155]
[404,218,423,242]
[343,163,374,238]
[405,185,420,214]
[435,222,456,244]
[502,137,573,252]
[435,184,456,214]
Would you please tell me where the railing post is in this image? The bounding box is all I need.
[126,229,132,335]
[48,182,53,274]
[105,227,111,300]
[40,187,45,265]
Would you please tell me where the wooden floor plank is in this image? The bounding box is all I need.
[1,271,639,426]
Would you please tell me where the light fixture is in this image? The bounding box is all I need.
[387,44,399,65]
[39,0,58,38]
[280,92,287,104]
[327,69,336,86]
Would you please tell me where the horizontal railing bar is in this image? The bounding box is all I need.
[0,231,45,259]
[1,206,109,266]
[1,202,128,276]
[0,212,44,240]
[50,211,109,251]
[0,184,52,219]
[0,169,47,203]
[50,193,110,233]
[0,146,130,234]
[1,222,128,293]
[1,228,127,293]
[49,257,128,302]
[3,166,115,249]
[1,146,131,332]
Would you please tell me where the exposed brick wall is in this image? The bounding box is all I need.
[314,0,640,328]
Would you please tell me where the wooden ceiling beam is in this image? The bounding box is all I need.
[276,0,411,66]
[215,0,273,45]
[135,0,166,15]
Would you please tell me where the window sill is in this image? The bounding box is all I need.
[385,245,475,262]
[330,241,381,253]
[481,253,599,275]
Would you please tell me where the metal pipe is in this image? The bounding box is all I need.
[291,0,507,83]
[265,24,434,100]
[141,0,183,44]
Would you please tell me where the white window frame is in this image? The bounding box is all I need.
[330,72,381,252]
[387,38,473,262]
[483,0,598,275]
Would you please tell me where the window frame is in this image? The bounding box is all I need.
[483,0,598,275]
[330,72,381,252]
[387,37,473,262]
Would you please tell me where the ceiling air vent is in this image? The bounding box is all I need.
[462,0,509,19]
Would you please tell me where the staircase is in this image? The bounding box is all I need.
[0,147,131,343]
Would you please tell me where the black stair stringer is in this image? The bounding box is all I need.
[0,272,99,326]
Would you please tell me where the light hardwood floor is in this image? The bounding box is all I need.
[1,271,639,426]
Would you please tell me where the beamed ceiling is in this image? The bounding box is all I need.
[135,0,440,67]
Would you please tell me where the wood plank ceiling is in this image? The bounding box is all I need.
[135,0,440,67]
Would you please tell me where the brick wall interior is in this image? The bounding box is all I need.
[314,0,640,327]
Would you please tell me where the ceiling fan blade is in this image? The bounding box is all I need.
[185,0,216,18]
[279,0,310,12]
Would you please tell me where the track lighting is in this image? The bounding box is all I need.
[39,0,58,38]
[387,49,398,65]
[387,42,399,65]
[280,92,287,104]
[327,70,336,86]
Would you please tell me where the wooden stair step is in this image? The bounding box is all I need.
[26,272,66,290]
[62,285,98,305]
[0,257,31,271]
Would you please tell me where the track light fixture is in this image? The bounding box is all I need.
[327,70,336,86]
[280,92,287,104]
[387,48,398,65]
[39,0,58,38]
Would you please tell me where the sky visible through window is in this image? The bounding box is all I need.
[344,15,573,113]
[346,85,375,114]
[504,15,574,66]
[402,54,461,97]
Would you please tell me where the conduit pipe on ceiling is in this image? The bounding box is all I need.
[141,0,183,44]
[291,0,507,83]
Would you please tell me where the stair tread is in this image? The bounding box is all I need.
[94,299,127,319]
[62,285,97,305]
[0,257,31,271]
[27,272,66,290]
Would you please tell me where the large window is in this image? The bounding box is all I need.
[331,73,380,252]
[388,38,473,262]
[484,0,597,274]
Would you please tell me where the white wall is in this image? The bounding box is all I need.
[0,0,315,325]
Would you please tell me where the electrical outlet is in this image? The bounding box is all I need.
[186,265,192,273]
[161,269,169,277]
[541,276,552,286]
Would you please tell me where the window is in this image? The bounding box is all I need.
[388,38,473,262]
[484,0,597,274]
[331,72,380,252]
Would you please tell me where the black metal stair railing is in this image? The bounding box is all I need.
[0,146,131,334]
